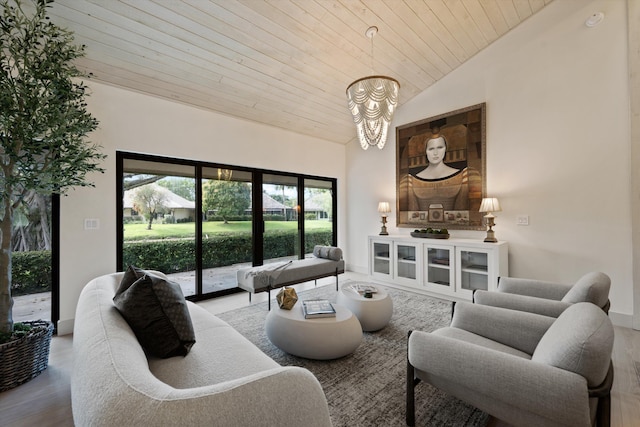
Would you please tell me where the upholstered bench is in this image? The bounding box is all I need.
[237,245,345,309]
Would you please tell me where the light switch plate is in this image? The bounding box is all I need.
[516,215,529,226]
[84,218,100,230]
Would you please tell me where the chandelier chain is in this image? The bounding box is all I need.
[370,30,374,74]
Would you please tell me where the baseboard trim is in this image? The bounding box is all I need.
[345,263,367,275]
[57,318,74,336]
[608,311,633,328]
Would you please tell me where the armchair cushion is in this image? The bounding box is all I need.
[498,277,572,300]
[561,272,611,308]
[474,290,572,318]
[532,303,613,387]
[432,328,531,359]
[451,302,555,355]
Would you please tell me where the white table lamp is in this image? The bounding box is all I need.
[378,202,391,235]
[479,197,501,243]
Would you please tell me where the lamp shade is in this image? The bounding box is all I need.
[479,198,501,213]
[378,201,391,214]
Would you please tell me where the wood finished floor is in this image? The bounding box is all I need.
[2,276,639,427]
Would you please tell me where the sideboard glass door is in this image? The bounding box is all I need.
[424,244,455,296]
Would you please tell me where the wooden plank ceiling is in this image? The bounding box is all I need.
[47,0,553,145]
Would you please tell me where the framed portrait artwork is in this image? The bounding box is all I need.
[396,103,486,230]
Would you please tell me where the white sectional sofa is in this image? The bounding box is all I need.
[71,271,333,427]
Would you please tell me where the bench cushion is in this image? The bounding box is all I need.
[313,245,343,261]
[237,257,345,293]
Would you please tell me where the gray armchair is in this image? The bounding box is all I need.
[473,271,611,318]
[407,302,614,427]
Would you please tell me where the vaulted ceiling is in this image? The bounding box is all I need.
[47,0,553,145]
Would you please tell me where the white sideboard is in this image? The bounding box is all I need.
[369,235,508,300]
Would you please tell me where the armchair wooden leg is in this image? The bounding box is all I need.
[406,359,416,426]
[406,330,418,426]
[596,393,611,427]
[590,361,613,427]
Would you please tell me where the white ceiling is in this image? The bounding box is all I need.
[48,0,553,145]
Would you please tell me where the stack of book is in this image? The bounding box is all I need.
[302,299,336,319]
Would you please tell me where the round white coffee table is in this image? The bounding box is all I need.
[265,302,362,360]
[337,285,393,332]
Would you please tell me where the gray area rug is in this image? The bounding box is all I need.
[216,282,489,427]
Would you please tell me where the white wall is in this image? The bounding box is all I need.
[58,83,346,334]
[346,0,633,322]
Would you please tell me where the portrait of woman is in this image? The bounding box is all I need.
[396,104,486,229]
[404,131,474,213]
[416,134,460,180]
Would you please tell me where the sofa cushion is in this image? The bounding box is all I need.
[313,245,342,261]
[116,264,147,294]
[149,303,280,388]
[532,302,613,387]
[561,272,610,307]
[113,268,196,358]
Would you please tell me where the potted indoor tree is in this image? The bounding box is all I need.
[0,0,105,391]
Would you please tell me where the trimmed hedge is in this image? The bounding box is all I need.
[11,251,52,296]
[122,229,334,273]
[9,230,335,296]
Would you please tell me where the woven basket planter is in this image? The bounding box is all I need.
[0,320,54,392]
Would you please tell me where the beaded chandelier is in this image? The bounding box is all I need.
[346,27,400,150]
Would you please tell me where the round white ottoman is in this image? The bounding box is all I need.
[265,302,362,360]
[337,285,393,332]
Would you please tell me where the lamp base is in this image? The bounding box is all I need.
[484,226,498,243]
[379,216,389,235]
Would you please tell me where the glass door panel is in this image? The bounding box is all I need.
[201,167,253,294]
[458,249,489,293]
[303,178,334,255]
[11,193,54,323]
[122,159,196,297]
[372,241,391,276]
[396,244,417,280]
[426,247,452,287]
[263,174,299,263]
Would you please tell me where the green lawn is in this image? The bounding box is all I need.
[124,220,332,241]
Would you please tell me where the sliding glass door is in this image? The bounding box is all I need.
[201,167,253,293]
[117,152,337,301]
[262,174,299,265]
[304,178,335,255]
[121,158,197,296]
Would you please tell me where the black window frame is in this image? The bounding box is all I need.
[116,151,337,301]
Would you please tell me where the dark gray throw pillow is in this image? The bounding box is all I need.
[113,267,196,358]
[116,264,147,294]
